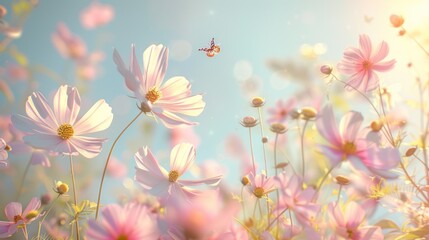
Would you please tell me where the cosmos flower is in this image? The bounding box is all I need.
[12,85,113,158]
[337,34,396,93]
[246,172,276,199]
[0,198,41,238]
[86,203,159,240]
[52,23,87,60]
[275,173,320,225]
[80,1,114,29]
[267,98,296,123]
[328,201,383,239]
[134,143,222,201]
[316,105,400,178]
[113,44,205,128]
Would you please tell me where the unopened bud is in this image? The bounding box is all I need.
[240,116,258,128]
[241,176,250,186]
[335,175,351,185]
[320,64,333,75]
[390,14,404,28]
[290,109,301,119]
[261,136,268,143]
[275,162,288,169]
[405,147,417,157]
[301,107,317,120]
[370,120,383,132]
[55,181,69,195]
[25,210,39,220]
[4,145,11,151]
[251,97,265,107]
[270,123,287,134]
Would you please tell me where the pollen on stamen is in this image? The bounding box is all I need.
[253,187,265,198]
[168,170,179,182]
[57,123,74,140]
[342,142,356,155]
[145,87,162,104]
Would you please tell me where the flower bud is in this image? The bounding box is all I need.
[40,194,51,205]
[240,116,258,128]
[290,109,301,119]
[55,181,69,195]
[251,97,265,107]
[261,136,268,143]
[270,123,287,134]
[320,64,333,75]
[241,176,250,186]
[301,107,317,120]
[405,147,417,157]
[370,120,383,132]
[390,14,404,28]
[335,175,351,185]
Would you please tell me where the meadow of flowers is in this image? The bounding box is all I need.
[1,1,429,239]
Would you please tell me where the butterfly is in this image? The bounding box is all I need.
[198,38,220,57]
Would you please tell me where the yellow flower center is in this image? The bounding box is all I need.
[347,229,354,238]
[168,170,179,182]
[253,187,265,198]
[57,123,74,140]
[362,60,372,70]
[342,141,356,159]
[117,234,128,240]
[14,215,23,223]
[145,87,162,103]
[25,210,39,220]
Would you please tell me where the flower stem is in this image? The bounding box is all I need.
[257,107,268,177]
[300,120,309,179]
[273,133,280,238]
[313,166,335,201]
[265,207,287,231]
[248,128,256,174]
[402,26,429,56]
[37,195,60,239]
[16,159,31,200]
[69,155,80,240]
[240,186,246,220]
[336,185,342,206]
[95,110,143,219]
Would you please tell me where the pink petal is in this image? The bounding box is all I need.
[370,40,389,63]
[364,70,380,92]
[338,111,363,143]
[25,92,58,132]
[359,34,372,59]
[344,201,365,229]
[156,94,205,116]
[130,44,144,85]
[5,202,22,221]
[12,114,52,134]
[372,59,396,72]
[22,197,41,217]
[23,134,66,152]
[357,226,384,239]
[52,85,81,125]
[178,175,222,186]
[68,136,106,158]
[169,143,195,175]
[134,146,167,177]
[158,77,191,101]
[135,167,169,192]
[143,44,168,90]
[0,221,14,238]
[113,48,140,92]
[73,99,113,135]
[154,110,198,128]
[345,70,366,92]
[316,105,342,146]
[328,203,345,228]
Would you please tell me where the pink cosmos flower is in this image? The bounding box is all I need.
[267,98,296,123]
[106,156,127,179]
[316,105,400,178]
[86,202,159,240]
[12,85,113,158]
[80,1,114,29]
[113,44,205,128]
[337,34,396,93]
[247,172,276,199]
[75,51,105,81]
[52,23,87,60]
[0,138,9,167]
[328,201,383,239]
[170,125,200,148]
[275,173,320,225]
[0,197,41,238]
[134,143,222,201]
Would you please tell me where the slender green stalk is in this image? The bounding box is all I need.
[257,107,268,177]
[300,120,309,179]
[69,155,80,240]
[248,128,256,174]
[95,111,143,219]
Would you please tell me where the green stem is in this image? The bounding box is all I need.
[95,111,143,219]
[69,155,80,240]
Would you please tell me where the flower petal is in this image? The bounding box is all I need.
[52,85,81,125]
[68,136,106,158]
[316,105,342,147]
[359,34,372,59]
[178,175,222,186]
[22,197,41,217]
[154,110,198,128]
[0,221,14,238]
[73,99,113,135]
[143,44,168,90]
[25,92,59,132]
[169,143,195,175]
[12,114,53,134]
[344,201,365,229]
[113,48,140,92]
[5,202,22,221]
[339,111,363,143]
[30,151,51,167]
[372,59,396,72]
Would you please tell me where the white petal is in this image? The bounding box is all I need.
[143,44,168,90]
[169,143,195,175]
[52,85,81,125]
[73,99,113,135]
